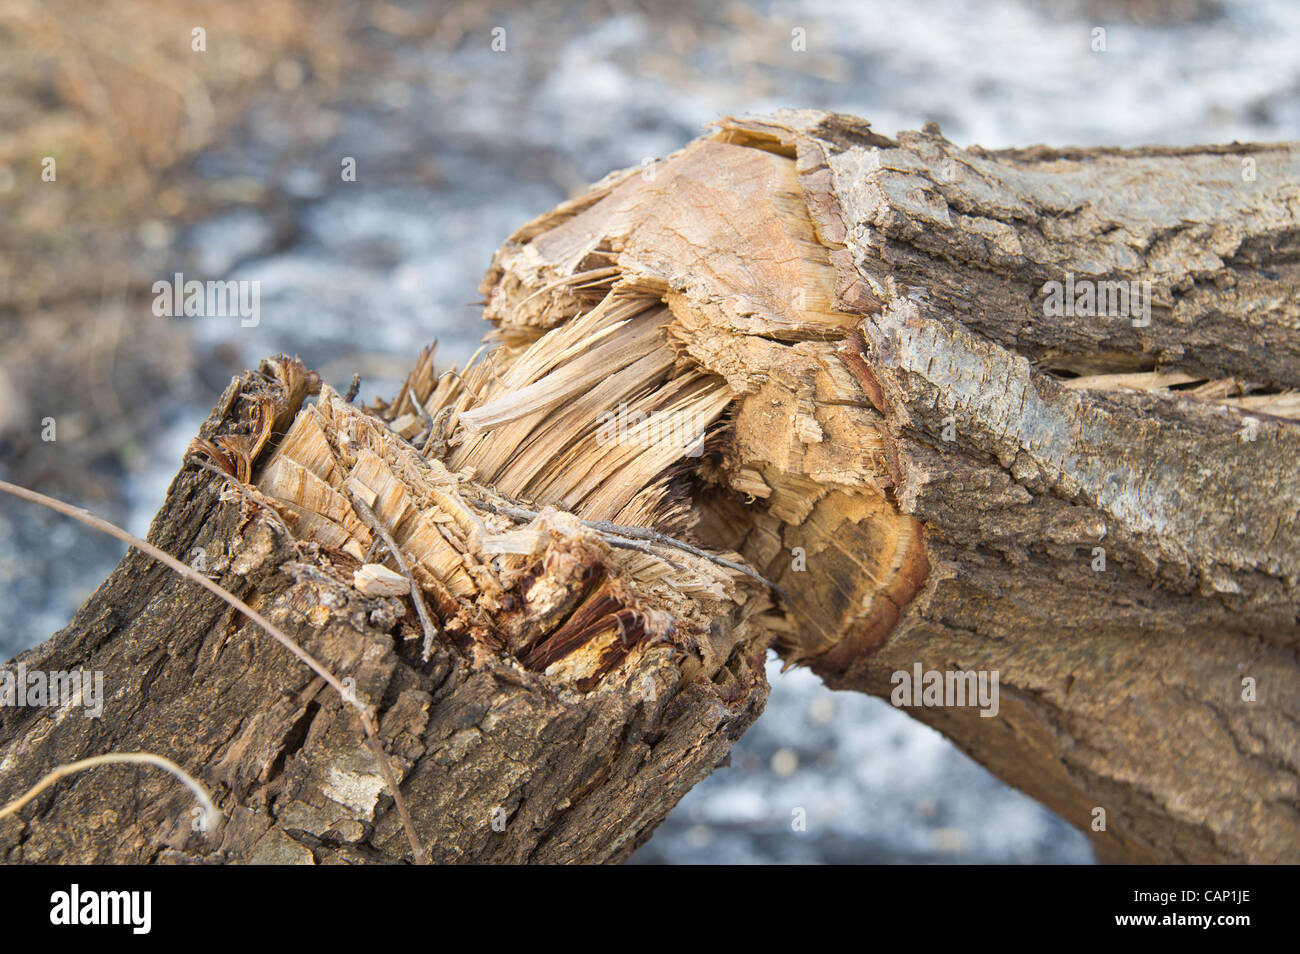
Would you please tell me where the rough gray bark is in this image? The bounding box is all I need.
[751,112,1300,863]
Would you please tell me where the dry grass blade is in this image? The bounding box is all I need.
[345,487,443,662]
[478,499,788,599]
[0,752,218,835]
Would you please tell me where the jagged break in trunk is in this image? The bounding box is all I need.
[3,110,1298,864]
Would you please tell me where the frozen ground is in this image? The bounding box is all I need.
[4,0,1299,862]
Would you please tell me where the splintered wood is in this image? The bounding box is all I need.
[252,381,756,692]
[443,132,930,671]
[251,127,932,690]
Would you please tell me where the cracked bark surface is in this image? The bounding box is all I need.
[2,110,1297,863]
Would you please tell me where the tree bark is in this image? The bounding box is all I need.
[3,110,1298,863]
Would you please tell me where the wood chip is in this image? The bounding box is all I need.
[353,563,412,597]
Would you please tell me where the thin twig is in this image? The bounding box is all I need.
[435,366,483,403]
[0,480,352,704]
[477,499,788,599]
[407,388,434,432]
[363,536,387,563]
[0,478,428,865]
[0,753,218,835]
[420,406,454,457]
[345,488,443,662]
[404,387,436,449]
[600,533,687,570]
[344,373,362,404]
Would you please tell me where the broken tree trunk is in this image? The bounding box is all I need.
[0,357,770,863]
[3,110,1299,863]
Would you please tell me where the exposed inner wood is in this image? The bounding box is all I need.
[234,134,935,800]
[247,129,931,691]
[1058,370,1300,419]
[243,384,760,693]
[383,137,934,673]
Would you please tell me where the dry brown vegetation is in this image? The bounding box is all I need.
[0,0,359,497]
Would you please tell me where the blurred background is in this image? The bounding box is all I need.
[2,0,1297,863]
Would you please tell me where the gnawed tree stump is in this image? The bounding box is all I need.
[3,110,1298,863]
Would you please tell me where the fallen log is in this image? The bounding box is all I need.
[2,110,1298,863]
